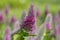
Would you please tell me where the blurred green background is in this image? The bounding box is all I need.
[0,0,59,18]
[0,0,60,40]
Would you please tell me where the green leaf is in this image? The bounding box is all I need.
[43,31,52,40]
[16,35,24,40]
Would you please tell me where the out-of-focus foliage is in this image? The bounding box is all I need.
[0,0,30,9]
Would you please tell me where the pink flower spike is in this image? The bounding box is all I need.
[12,21,20,34]
[54,12,60,40]
[10,15,16,24]
[21,4,36,32]
[53,12,59,24]
[44,13,52,30]
[5,4,10,15]
[3,26,11,40]
[36,9,40,17]
[45,5,49,16]
[45,13,52,24]
[28,4,35,17]
[0,13,4,23]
